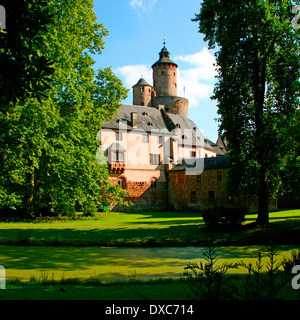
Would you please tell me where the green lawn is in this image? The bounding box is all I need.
[0,209,299,247]
[0,209,299,300]
[1,272,299,300]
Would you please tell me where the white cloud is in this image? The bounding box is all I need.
[115,64,152,88]
[175,47,217,82]
[175,48,217,108]
[130,0,157,15]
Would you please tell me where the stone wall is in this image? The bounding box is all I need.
[168,168,277,213]
[133,85,153,106]
[152,96,189,118]
[112,180,168,212]
[152,63,177,97]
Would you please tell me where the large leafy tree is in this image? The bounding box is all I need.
[194,0,300,224]
[0,0,129,217]
[0,0,55,104]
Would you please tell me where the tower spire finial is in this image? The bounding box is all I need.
[163,35,167,46]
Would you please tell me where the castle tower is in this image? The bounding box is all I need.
[151,42,189,118]
[152,43,178,97]
[132,78,153,106]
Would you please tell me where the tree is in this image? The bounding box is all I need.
[0,0,129,217]
[0,0,55,104]
[194,0,300,224]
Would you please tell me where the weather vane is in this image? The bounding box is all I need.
[163,35,167,46]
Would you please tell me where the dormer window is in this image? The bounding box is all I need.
[148,122,153,127]
[117,118,128,125]
[142,112,148,116]
[176,123,181,129]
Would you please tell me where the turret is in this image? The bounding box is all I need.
[132,78,153,106]
[152,44,178,97]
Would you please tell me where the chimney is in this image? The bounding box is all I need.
[131,112,138,128]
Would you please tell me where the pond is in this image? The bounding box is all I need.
[0,245,297,281]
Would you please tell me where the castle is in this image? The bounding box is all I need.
[99,44,275,212]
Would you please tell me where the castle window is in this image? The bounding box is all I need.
[182,135,187,140]
[191,151,196,158]
[116,132,122,141]
[158,136,164,144]
[197,174,201,183]
[208,190,215,200]
[150,154,160,165]
[190,191,197,203]
[112,151,124,162]
[150,177,157,189]
[217,171,222,182]
[140,87,144,92]
[143,135,149,143]
[118,177,126,189]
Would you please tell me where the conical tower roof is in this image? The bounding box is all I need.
[152,44,178,68]
[132,78,152,87]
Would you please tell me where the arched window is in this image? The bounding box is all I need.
[118,177,126,189]
[150,177,157,189]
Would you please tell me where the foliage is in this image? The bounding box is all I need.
[0,0,55,104]
[201,207,247,228]
[183,240,238,299]
[184,243,293,300]
[237,246,290,300]
[194,0,300,224]
[0,0,129,217]
[281,249,300,272]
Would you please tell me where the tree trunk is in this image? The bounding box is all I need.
[253,51,269,225]
[256,172,269,225]
[26,164,35,217]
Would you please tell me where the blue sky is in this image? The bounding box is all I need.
[93,0,219,142]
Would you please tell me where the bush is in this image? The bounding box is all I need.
[201,207,247,227]
[281,249,300,272]
[183,241,238,300]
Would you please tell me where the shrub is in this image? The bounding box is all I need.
[183,241,238,300]
[201,207,247,227]
[281,249,300,272]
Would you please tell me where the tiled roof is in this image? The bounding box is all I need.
[170,156,229,171]
[102,105,172,134]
